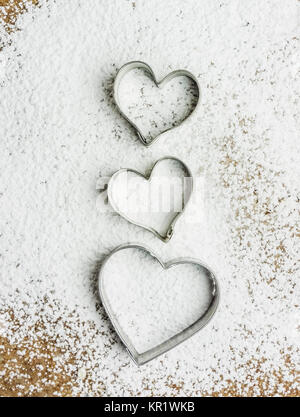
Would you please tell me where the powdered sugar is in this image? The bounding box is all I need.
[0,0,299,396]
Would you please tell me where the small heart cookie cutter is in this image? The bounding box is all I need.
[113,61,201,147]
[98,243,220,366]
[107,156,193,242]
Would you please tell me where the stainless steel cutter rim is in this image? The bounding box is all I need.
[113,61,201,147]
[98,243,220,366]
[107,156,193,243]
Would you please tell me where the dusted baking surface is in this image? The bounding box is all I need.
[0,0,299,397]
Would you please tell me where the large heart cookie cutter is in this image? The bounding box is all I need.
[113,61,201,147]
[107,156,193,242]
[98,243,220,366]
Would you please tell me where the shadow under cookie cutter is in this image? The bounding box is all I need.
[98,243,220,366]
[107,156,193,243]
[113,61,201,147]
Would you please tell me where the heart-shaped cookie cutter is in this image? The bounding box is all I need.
[98,243,220,366]
[113,61,201,147]
[107,156,193,242]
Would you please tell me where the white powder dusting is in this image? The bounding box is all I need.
[0,0,299,396]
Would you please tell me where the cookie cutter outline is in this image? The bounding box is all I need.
[107,156,193,243]
[113,61,201,147]
[98,243,220,366]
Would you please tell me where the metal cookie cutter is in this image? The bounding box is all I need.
[113,61,201,147]
[98,243,220,366]
[107,156,193,242]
